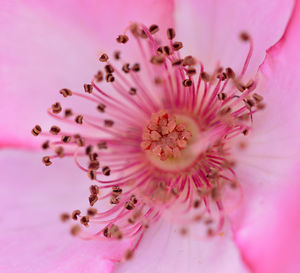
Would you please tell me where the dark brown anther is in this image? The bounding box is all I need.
[97,141,107,149]
[103,226,111,238]
[102,166,111,176]
[89,194,98,206]
[187,67,197,76]
[245,79,254,89]
[171,187,179,196]
[80,216,89,227]
[183,56,197,66]
[130,195,137,204]
[97,103,106,113]
[42,140,49,150]
[163,45,172,56]
[99,53,109,62]
[132,63,140,72]
[42,156,52,166]
[150,55,165,65]
[70,225,81,236]
[129,87,137,95]
[84,83,93,94]
[72,209,81,220]
[88,170,97,180]
[95,71,104,82]
[172,59,183,66]
[225,67,235,79]
[89,160,100,170]
[217,72,227,81]
[116,34,129,44]
[240,31,250,41]
[200,72,210,82]
[61,135,71,143]
[60,213,70,222]
[140,29,148,39]
[125,201,135,210]
[75,115,83,124]
[193,200,201,208]
[64,108,73,117]
[87,208,97,216]
[85,145,93,155]
[104,120,114,127]
[51,102,62,114]
[173,41,183,51]
[149,24,159,34]
[114,51,121,60]
[104,64,114,74]
[235,82,246,92]
[122,63,130,73]
[112,186,122,195]
[110,225,123,240]
[110,196,120,204]
[167,28,176,40]
[253,93,264,102]
[242,129,249,136]
[217,93,227,100]
[90,185,100,195]
[76,137,85,147]
[130,23,140,37]
[182,79,192,87]
[55,146,64,158]
[156,46,164,55]
[219,107,232,115]
[31,125,42,136]
[124,249,134,260]
[245,98,255,109]
[59,88,72,97]
[89,153,98,161]
[105,73,115,82]
[50,125,61,135]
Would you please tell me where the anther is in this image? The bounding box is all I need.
[187,67,197,76]
[104,64,114,74]
[103,226,111,238]
[88,170,97,180]
[150,55,165,65]
[183,79,192,87]
[102,166,111,176]
[114,51,121,60]
[240,31,250,41]
[87,208,97,216]
[72,209,81,220]
[76,137,85,147]
[217,93,227,100]
[193,200,201,208]
[244,98,255,109]
[217,72,227,81]
[110,196,120,204]
[157,46,163,55]
[85,145,93,155]
[163,46,172,56]
[172,59,183,66]
[84,84,93,94]
[97,103,106,113]
[173,41,183,51]
[183,56,197,66]
[125,201,135,210]
[112,186,122,195]
[70,225,81,236]
[110,225,123,240]
[49,125,61,135]
[89,194,98,206]
[42,156,52,166]
[42,140,49,150]
[129,87,137,95]
[106,73,115,82]
[60,213,70,222]
[80,216,89,227]
[167,28,176,40]
[225,67,235,79]
[59,88,72,97]
[149,24,159,34]
[242,129,249,136]
[97,141,107,149]
[122,63,130,73]
[89,153,98,161]
[89,185,100,195]
[130,195,138,204]
[132,63,140,72]
[253,93,263,102]
[200,72,210,82]
[95,71,104,82]
[55,146,64,158]
[75,115,83,124]
[124,249,134,260]
[31,125,42,136]
[104,120,114,127]
[64,108,73,117]
[99,53,109,62]
[89,160,100,170]
[51,102,62,114]
[116,34,129,44]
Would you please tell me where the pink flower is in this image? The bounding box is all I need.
[1,1,300,273]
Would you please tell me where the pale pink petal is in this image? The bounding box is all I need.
[175,0,294,77]
[229,1,300,272]
[114,221,249,273]
[0,150,132,272]
[0,0,174,149]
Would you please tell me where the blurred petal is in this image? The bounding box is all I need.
[0,0,174,149]
[0,150,131,273]
[115,221,249,273]
[175,0,294,76]
[230,1,300,272]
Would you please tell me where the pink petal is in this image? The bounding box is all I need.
[0,0,174,149]
[114,221,249,273]
[0,150,132,272]
[229,1,300,272]
[175,0,294,77]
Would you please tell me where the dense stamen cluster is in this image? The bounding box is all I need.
[33,22,265,260]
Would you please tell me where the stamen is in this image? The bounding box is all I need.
[31,125,42,136]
